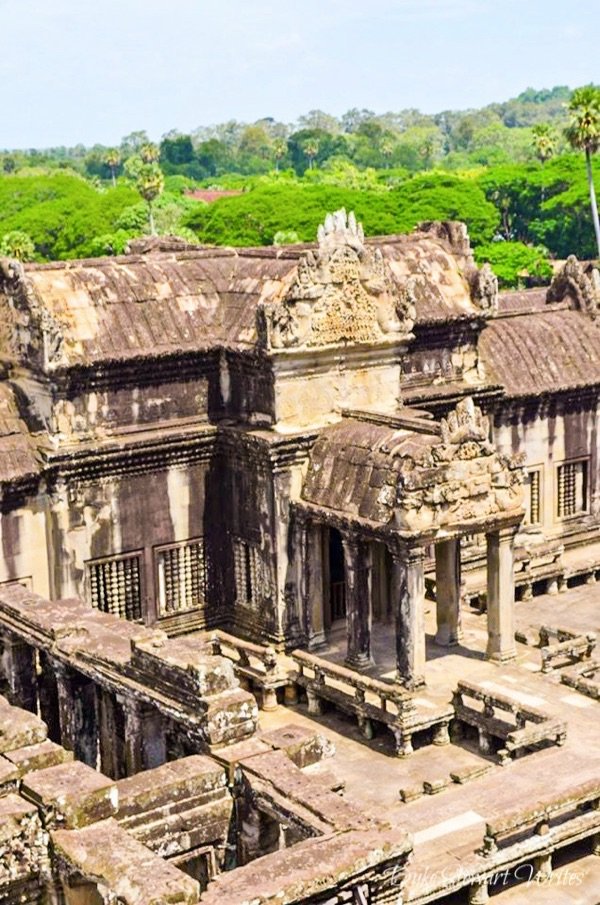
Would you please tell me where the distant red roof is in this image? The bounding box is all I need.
[185,189,242,203]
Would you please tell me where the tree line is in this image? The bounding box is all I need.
[1,84,599,288]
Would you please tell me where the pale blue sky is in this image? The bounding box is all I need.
[1,0,598,148]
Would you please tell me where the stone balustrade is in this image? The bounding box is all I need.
[208,629,287,711]
[481,779,600,859]
[452,680,566,765]
[292,650,453,756]
[538,625,597,673]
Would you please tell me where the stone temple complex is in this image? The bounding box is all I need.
[1,212,600,903]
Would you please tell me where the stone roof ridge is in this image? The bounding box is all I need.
[415,220,474,259]
[125,234,202,255]
[546,255,600,318]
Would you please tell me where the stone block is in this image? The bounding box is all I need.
[423,777,450,795]
[21,761,117,829]
[116,754,227,820]
[0,697,47,754]
[4,740,74,777]
[450,763,493,784]
[210,736,272,782]
[399,783,423,803]
[259,723,335,768]
[0,754,19,791]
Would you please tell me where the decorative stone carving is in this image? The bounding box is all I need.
[258,209,415,350]
[468,262,499,314]
[0,256,69,369]
[546,255,600,318]
[301,398,524,536]
[394,398,524,532]
[418,220,473,258]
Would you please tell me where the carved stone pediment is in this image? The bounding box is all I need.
[396,398,524,532]
[257,209,416,351]
[546,255,600,317]
[301,398,525,537]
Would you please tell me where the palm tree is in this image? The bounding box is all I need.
[565,86,600,257]
[531,124,556,165]
[136,164,164,236]
[104,148,121,188]
[380,139,394,168]
[273,138,287,171]
[532,124,557,202]
[303,139,319,170]
[140,143,159,165]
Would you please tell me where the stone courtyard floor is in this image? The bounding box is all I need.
[261,584,600,903]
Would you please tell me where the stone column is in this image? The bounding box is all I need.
[434,538,462,646]
[121,697,166,776]
[98,688,125,779]
[304,521,326,651]
[486,527,517,662]
[38,651,61,742]
[391,546,426,690]
[54,663,98,767]
[1,631,38,713]
[342,533,372,671]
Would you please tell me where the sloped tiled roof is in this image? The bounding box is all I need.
[479,309,600,398]
[301,419,438,524]
[2,226,482,370]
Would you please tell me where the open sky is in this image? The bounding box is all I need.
[1,0,599,148]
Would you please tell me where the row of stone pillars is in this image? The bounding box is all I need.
[0,630,177,778]
[300,518,518,689]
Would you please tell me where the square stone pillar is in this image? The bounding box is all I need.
[54,663,99,768]
[486,526,517,662]
[1,631,38,713]
[303,521,326,651]
[391,546,426,690]
[98,688,126,779]
[121,697,167,776]
[341,533,372,671]
[434,538,462,646]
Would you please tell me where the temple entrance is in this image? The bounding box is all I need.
[326,528,346,627]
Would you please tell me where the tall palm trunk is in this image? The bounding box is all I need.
[148,203,156,236]
[586,148,600,258]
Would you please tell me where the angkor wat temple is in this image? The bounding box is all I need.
[1,212,600,904]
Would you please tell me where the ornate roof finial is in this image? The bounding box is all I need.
[316,208,365,253]
[547,255,600,318]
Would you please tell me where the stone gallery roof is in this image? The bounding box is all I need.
[0,383,40,484]
[0,217,485,372]
[479,309,600,398]
[301,399,524,536]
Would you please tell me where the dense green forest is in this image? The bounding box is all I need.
[1,85,599,288]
